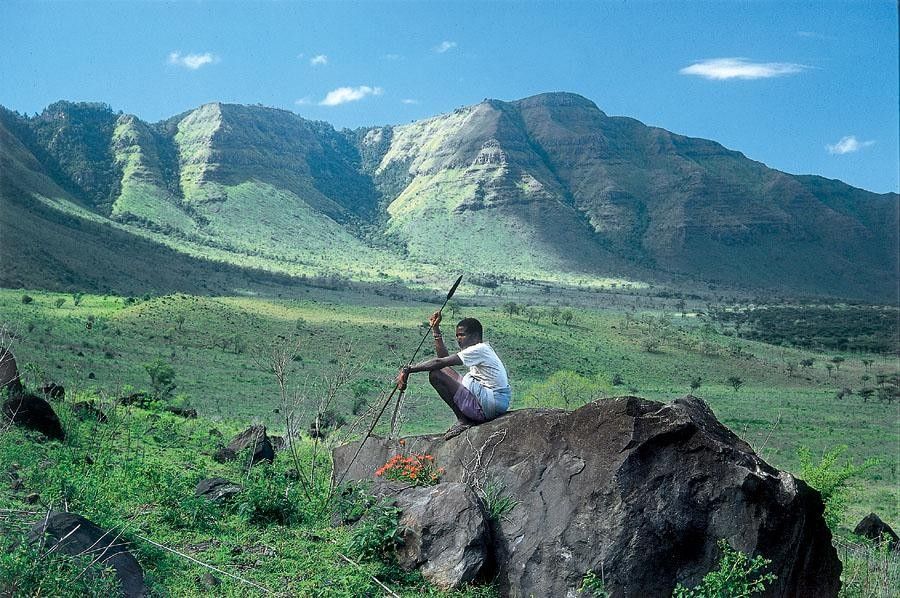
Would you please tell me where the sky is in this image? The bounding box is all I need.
[2,0,897,194]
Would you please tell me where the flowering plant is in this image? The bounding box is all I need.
[375,453,444,486]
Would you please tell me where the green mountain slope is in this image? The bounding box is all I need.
[364,92,898,299]
[1,95,896,300]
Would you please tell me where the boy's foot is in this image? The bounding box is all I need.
[443,420,472,440]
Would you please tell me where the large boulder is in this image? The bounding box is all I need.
[26,512,146,597]
[3,393,65,440]
[392,482,488,589]
[334,396,841,597]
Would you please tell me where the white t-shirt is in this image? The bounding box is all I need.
[457,342,509,390]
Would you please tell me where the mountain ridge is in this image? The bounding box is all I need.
[1,93,896,301]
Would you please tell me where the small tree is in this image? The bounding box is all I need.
[561,309,575,326]
[858,388,875,403]
[690,376,702,395]
[831,356,845,371]
[726,376,744,393]
[144,358,177,401]
[502,302,519,318]
[72,292,84,306]
[800,358,814,370]
[54,298,66,309]
[549,305,562,325]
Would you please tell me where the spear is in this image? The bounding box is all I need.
[388,274,463,436]
[335,275,462,487]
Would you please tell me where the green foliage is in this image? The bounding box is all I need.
[798,446,877,530]
[235,462,299,526]
[672,539,776,598]
[710,304,899,354]
[143,358,176,401]
[0,534,122,597]
[726,376,744,392]
[480,479,519,523]
[523,370,599,410]
[347,500,404,562]
[578,570,609,597]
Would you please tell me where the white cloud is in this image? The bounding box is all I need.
[679,57,807,80]
[168,51,218,70]
[434,41,457,54]
[319,85,384,106]
[826,136,875,155]
[401,98,419,105]
[384,53,402,60]
[310,54,328,66]
[294,96,312,106]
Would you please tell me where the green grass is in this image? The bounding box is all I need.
[0,398,496,597]
[1,287,897,530]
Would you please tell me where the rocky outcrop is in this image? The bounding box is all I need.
[26,512,146,597]
[0,348,23,396]
[3,393,65,440]
[393,482,488,589]
[334,396,841,597]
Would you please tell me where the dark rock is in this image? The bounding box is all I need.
[40,383,65,401]
[25,492,40,504]
[26,512,146,597]
[165,406,197,418]
[217,425,274,465]
[270,435,285,452]
[73,401,109,423]
[392,482,488,589]
[334,396,841,597]
[88,372,95,379]
[853,513,899,549]
[118,392,151,407]
[0,348,23,396]
[212,447,237,463]
[195,477,242,502]
[3,393,65,440]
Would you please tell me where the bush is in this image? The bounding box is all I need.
[672,539,776,597]
[235,462,298,525]
[798,445,877,530]
[0,534,122,597]
[347,500,403,562]
[21,294,33,304]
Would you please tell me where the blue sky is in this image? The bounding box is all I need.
[2,1,897,193]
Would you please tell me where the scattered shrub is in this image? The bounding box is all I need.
[672,539,776,597]
[347,500,403,562]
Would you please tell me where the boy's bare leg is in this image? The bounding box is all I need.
[428,368,475,424]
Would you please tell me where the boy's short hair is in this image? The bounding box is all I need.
[456,318,483,338]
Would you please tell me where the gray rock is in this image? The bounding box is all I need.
[393,482,488,589]
[195,477,242,502]
[26,512,146,597]
[334,396,841,597]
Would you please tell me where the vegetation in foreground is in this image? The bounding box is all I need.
[1,286,898,595]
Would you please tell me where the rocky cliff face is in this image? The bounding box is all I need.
[334,396,842,597]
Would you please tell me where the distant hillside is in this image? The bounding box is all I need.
[1,95,897,300]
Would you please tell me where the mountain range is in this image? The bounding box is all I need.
[1,93,897,301]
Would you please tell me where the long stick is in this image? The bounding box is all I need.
[335,275,462,486]
[388,275,463,436]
